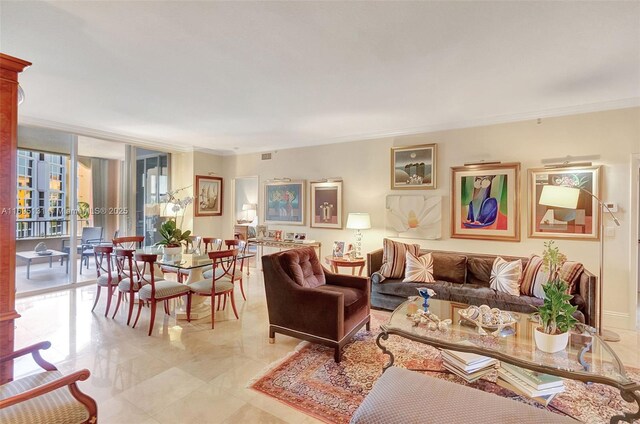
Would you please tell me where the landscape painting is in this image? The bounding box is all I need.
[451,163,520,241]
[391,143,437,189]
[195,175,223,216]
[264,180,305,225]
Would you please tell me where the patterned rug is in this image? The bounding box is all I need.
[249,311,639,424]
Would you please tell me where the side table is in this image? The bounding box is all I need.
[324,255,366,276]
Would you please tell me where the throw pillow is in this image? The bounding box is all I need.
[489,257,522,296]
[520,255,544,296]
[379,238,420,280]
[403,252,436,283]
[522,254,584,298]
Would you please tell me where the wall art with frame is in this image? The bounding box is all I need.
[391,143,437,189]
[310,180,343,229]
[450,162,520,241]
[264,180,305,225]
[195,175,223,217]
[528,165,601,240]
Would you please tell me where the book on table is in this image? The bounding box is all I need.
[500,362,563,390]
[441,349,498,382]
[496,378,558,407]
[497,367,564,398]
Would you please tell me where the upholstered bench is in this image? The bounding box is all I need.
[350,367,577,424]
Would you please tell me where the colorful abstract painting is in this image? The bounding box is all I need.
[385,195,442,240]
[264,180,305,225]
[451,163,520,241]
[528,166,600,240]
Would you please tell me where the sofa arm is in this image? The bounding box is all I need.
[0,369,91,409]
[0,341,57,372]
[367,249,383,276]
[578,269,597,328]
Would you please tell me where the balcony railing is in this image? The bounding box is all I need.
[16,219,89,239]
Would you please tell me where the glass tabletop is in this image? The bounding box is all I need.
[135,247,254,270]
[383,298,631,386]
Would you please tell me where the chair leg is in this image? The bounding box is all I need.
[112,291,123,319]
[186,293,191,322]
[216,294,221,311]
[239,278,246,300]
[269,329,275,344]
[334,347,342,363]
[126,292,136,326]
[91,286,101,312]
[229,290,239,319]
[105,285,114,317]
[133,299,143,328]
[366,320,371,331]
[148,300,157,336]
[164,300,169,315]
[223,293,227,310]
[211,296,215,329]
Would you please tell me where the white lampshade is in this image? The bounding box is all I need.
[538,185,580,209]
[242,203,257,211]
[346,213,371,230]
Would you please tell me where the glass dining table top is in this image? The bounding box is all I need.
[134,247,254,270]
[383,298,633,387]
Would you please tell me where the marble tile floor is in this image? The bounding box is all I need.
[13,269,640,424]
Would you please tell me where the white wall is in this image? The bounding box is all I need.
[223,107,640,329]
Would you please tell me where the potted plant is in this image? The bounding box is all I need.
[533,241,578,353]
[156,220,191,258]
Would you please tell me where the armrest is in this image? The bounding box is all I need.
[0,369,90,409]
[578,268,597,327]
[367,249,383,276]
[0,342,56,372]
[325,269,370,292]
[278,285,345,340]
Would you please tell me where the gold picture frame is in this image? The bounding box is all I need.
[391,143,437,189]
[195,175,223,217]
[310,181,343,229]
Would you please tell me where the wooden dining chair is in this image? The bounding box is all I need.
[111,248,148,325]
[133,253,191,336]
[92,245,119,317]
[188,249,239,329]
[112,236,144,250]
[202,237,223,253]
[222,239,248,300]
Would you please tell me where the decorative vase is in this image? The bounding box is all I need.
[534,327,569,353]
[163,245,182,261]
[417,288,431,312]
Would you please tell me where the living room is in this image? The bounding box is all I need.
[1,2,640,424]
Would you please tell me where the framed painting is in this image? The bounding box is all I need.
[385,195,442,240]
[310,181,342,229]
[195,175,223,216]
[264,180,305,225]
[451,162,520,241]
[391,143,437,189]
[528,165,601,240]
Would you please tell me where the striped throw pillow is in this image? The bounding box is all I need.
[489,257,522,296]
[522,254,584,298]
[403,252,435,283]
[520,255,543,296]
[379,238,421,280]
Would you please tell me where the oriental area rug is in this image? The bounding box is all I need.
[249,311,638,424]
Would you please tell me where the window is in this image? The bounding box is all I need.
[16,149,68,238]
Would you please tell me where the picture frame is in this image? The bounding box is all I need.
[528,165,601,240]
[256,225,268,239]
[310,180,343,229]
[195,175,223,216]
[264,180,306,225]
[391,143,437,189]
[332,241,345,258]
[294,233,306,241]
[450,162,521,241]
[284,232,295,241]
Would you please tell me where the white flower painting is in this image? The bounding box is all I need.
[386,195,442,240]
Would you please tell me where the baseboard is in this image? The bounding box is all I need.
[603,310,631,330]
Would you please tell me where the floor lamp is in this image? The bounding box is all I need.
[538,185,621,342]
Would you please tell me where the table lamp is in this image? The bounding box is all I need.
[538,184,620,342]
[241,203,257,222]
[346,213,371,259]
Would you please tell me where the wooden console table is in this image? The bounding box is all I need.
[249,238,321,268]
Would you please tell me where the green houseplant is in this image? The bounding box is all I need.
[156,219,191,249]
[155,186,193,257]
[533,241,578,353]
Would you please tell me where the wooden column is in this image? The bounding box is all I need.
[0,53,31,384]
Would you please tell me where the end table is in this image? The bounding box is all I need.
[324,255,366,276]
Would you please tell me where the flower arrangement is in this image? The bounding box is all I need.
[157,187,193,248]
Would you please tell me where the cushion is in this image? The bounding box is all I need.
[138,280,190,300]
[489,257,522,296]
[520,255,544,296]
[97,271,120,287]
[403,252,435,283]
[316,285,368,317]
[560,261,584,294]
[379,239,420,280]
[466,256,494,286]
[0,370,90,424]
[278,248,325,288]
[188,279,234,295]
[431,252,467,284]
[202,268,243,281]
[521,255,584,298]
[350,367,576,424]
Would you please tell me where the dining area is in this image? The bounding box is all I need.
[91,234,254,336]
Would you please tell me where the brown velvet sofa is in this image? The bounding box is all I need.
[367,248,596,327]
[262,247,371,362]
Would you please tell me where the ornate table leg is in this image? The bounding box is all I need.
[611,389,640,423]
[578,340,593,372]
[376,331,395,372]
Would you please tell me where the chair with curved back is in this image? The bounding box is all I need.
[222,239,248,300]
[91,245,119,317]
[111,247,155,326]
[133,253,192,336]
[188,249,239,329]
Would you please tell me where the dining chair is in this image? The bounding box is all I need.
[222,239,248,300]
[112,248,149,325]
[202,237,223,253]
[92,245,119,317]
[133,253,191,336]
[112,236,144,250]
[188,249,239,329]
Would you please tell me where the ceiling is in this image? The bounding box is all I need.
[2,1,639,154]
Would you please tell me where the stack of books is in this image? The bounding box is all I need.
[497,362,565,406]
[441,349,498,383]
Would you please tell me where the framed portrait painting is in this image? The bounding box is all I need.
[451,163,520,241]
[528,165,601,240]
[195,175,223,216]
[264,180,305,225]
[391,143,437,189]
[310,181,343,229]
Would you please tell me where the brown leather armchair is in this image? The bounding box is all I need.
[262,247,371,362]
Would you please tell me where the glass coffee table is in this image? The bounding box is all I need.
[377,297,640,424]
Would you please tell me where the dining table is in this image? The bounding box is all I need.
[136,247,254,320]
